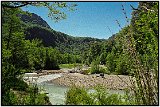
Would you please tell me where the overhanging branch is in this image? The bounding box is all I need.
[2,2,32,8]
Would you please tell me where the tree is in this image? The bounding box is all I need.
[106,52,116,73]
[44,47,60,70]
[2,2,77,22]
[2,2,77,105]
[99,52,107,65]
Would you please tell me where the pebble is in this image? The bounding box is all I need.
[49,73,132,90]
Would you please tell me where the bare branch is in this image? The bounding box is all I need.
[130,5,138,10]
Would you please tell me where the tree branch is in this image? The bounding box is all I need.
[2,2,32,8]
[130,5,138,10]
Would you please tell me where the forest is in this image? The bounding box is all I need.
[1,2,158,105]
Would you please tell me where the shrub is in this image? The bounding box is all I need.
[106,52,116,73]
[99,67,107,74]
[81,69,91,75]
[92,85,125,105]
[90,60,108,74]
[65,86,94,105]
[2,90,18,105]
[65,85,136,105]
[12,78,28,91]
[115,54,132,75]
[90,60,100,74]
[17,85,51,105]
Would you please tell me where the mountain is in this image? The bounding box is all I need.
[20,12,105,54]
[19,12,51,29]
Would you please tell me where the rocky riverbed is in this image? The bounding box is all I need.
[48,73,133,90]
[26,69,134,90]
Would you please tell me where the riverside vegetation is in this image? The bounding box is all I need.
[2,2,158,105]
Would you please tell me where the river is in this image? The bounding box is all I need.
[38,82,68,105]
[24,73,125,105]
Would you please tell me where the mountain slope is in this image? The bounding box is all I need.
[19,12,51,29]
[20,12,105,54]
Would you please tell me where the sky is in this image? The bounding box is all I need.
[22,2,138,39]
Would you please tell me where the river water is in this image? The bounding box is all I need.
[24,73,125,105]
[38,82,68,105]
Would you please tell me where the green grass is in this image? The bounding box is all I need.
[59,63,83,69]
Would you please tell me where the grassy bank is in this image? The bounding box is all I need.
[59,63,83,69]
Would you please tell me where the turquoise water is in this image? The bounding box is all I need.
[38,82,68,105]
[32,74,125,105]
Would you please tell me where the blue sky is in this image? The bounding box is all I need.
[22,2,138,39]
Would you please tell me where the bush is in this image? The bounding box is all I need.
[106,52,116,73]
[92,85,125,105]
[99,67,107,74]
[90,60,107,74]
[65,86,94,105]
[65,85,136,105]
[24,93,50,105]
[81,69,91,75]
[12,78,28,91]
[90,60,100,74]
[17,85,51,105]
[115,54,131,75]
[2,90,18,105]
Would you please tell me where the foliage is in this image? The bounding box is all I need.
[24,24,103,55]
[2,83,50,105]
[81,69,91,75]
[65,86,94,105]
[89,59,107,74]
[116,2,158,105]
[2,90,18,105]
[99,52,107,65]
[105,52,116,73]
[129,2,158,105]
[90,60,100,74]
[115,53,132,75]
[2,2,77,22]
[12,78,29,91]
[44,47,60,70]
[1,1,76,105]
[14,85,50,105]
[65,85,135,105]
[80,2,158,105]
[2,1,158,106]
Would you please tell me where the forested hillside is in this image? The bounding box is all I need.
[19,12,104,54]
[19,12,51,29]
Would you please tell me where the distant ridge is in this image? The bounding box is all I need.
[20,12,105,54]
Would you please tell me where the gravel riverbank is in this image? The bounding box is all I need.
[48,73,133,90]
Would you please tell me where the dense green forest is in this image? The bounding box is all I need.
[20,12,104,54]
[1,2,158,105]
